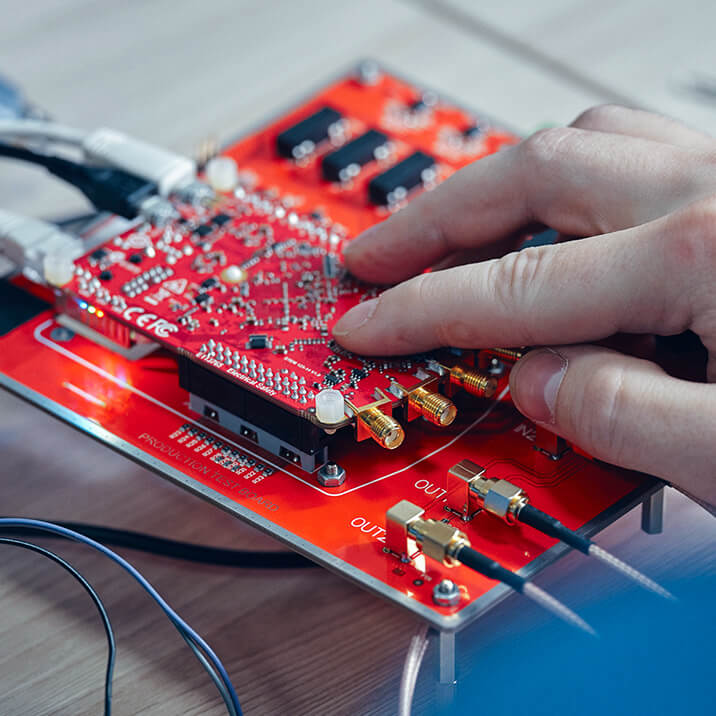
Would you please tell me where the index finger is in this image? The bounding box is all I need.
[333,210,692,355]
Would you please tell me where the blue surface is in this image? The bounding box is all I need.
[442,575,715,716]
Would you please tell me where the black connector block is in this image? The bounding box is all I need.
[177,356,327,455]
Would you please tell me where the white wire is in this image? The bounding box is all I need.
[0,119,87,145]
[522,582,596,636]
[588,544,675,600]
[398,624,429,716]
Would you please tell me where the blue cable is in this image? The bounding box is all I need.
[0,518,243,716]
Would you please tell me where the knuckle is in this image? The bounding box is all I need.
[666,195,716,271]
[571,104,629,129]
[675,194,716,235]
[518,128,583,221]
[486,247,552,344]
[520,127,576,169]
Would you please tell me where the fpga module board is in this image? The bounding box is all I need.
[0,64,658,631]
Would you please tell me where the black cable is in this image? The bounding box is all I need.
[182,632,237,716]
[451,541,597,632]
[452,543,525,592]
[517,504,591,554]
[1,518,244,715]
[0,141,156,219]
[0,522,313,568]
[0,537,115,716]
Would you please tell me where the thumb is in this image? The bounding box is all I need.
[509,346,716,507]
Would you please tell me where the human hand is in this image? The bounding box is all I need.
[333,105,716,508]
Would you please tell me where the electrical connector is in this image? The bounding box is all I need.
[0,120,197,197]
[386,500,469,565]
[0,141,175,222]
[82,128,197,196]
[446,459,527,521]
[385,500,524,588]
[60,163,159,220]
[0,209,82,282]
[444,460,674,599]
[384,499,596,633]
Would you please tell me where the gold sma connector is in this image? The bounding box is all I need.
[487,348,525,364]
[446,459,528,522]
[408,386,457,426]
[385,500,470,566]
[346,390,405,450]
[449,366,498,398]
[358,407,405,449]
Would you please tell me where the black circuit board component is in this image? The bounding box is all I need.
[321,129,388,182]
[368,151,436,205]
[276,106,342,160]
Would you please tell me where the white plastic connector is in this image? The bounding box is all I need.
[82,128,197,197]
[0,210,83,279]
[315,389,345,424]
[205,156,239,192]
[43,253,76,286]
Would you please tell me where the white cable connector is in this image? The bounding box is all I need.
[0,120,197,197]
[0,119,86,145]
[82,128,196,197]
[0,209,82,283]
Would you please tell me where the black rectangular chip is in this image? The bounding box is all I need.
[321,129,387,182]
[276,106,341,160]
[248,334,268,349]
[212,213,231,226]
[368,151,436,205]
[193,224,213,237]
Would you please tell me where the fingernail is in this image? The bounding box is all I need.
[332,297,379,337]
[509,349,568,424]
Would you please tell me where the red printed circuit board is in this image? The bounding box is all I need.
[0,66,656,629]
[63,70,518,427]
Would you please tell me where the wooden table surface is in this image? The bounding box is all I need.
[0,2,714,714]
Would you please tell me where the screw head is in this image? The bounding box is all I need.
[50,326,74,342]
[317,461,346,487]
[432,579,461,607]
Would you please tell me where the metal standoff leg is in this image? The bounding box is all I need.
[438,630,456,685]
[435,629,457,709]
[641,487,665,534]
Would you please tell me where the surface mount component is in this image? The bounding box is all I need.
[368,151,436,205]
[321,129,388,182]
[276,106,342,160]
